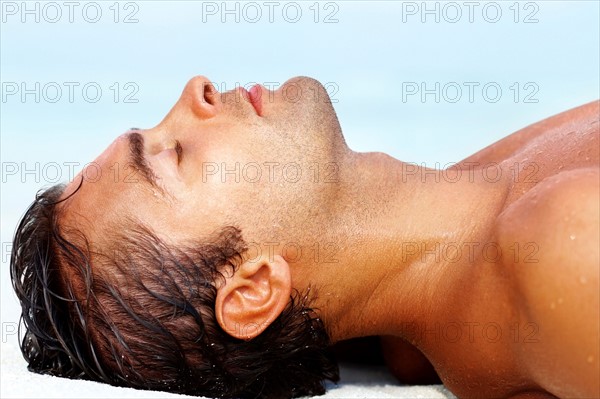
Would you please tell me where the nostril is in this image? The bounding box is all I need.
[203,83,215,105]
[186,76,219,118]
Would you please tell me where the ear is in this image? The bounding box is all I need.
[181,75,218,119]
[215,254,291,340]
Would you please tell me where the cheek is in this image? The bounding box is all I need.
[174,125,282,222]
[191,135,269,188]
[175,170,254,222]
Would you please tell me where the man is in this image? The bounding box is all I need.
[11,76,599,398]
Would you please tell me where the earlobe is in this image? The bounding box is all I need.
[215,254,291,340]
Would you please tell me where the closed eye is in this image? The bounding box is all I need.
[174,140,183,164]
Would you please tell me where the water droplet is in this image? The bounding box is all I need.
[580,276,588,284]
[569,234,576,240]
[558,165,564,170]
[557,297,564,305]
[585,157,590,161]
[550,302,556,310]
[587,355,594,363]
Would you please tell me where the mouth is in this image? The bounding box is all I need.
[242,84,264,116]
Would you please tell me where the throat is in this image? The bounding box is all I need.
[318,152,512,342]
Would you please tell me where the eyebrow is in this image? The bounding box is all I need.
[127,132,162,192]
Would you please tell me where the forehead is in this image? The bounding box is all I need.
[58,134,155,237]
[57,132,222,246]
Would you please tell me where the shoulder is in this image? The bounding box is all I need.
[498,167,599,253]
[496,167,599,291]
[496,167,599,398]
[458,100,599,166]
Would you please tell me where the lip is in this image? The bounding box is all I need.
[247,84,264,116]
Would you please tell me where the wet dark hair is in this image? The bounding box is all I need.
[10,182,339,398]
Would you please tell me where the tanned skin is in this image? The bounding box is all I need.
[381,101,599,398]
[59,76,599,399]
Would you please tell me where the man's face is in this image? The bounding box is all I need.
[61,76,347,248]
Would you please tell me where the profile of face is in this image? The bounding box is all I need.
[11,76,347,399]
[62,76,348,250]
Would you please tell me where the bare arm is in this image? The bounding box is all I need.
[380,336,441,385]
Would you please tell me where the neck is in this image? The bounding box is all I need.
[291,151,511,344]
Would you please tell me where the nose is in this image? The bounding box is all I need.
[180,75,219,119]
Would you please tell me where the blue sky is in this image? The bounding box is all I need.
[1,0,599,322]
